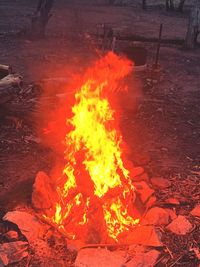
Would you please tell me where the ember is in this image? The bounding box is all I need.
[43,52,139,243]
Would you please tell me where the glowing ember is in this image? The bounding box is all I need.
[44,52,139,242]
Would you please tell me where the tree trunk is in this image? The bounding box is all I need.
[169,0,175,10]
[185,0,200,49]
[166,0,169,10]
[178,0,185,12]
[31,0,54,39]
[142,0,147,10]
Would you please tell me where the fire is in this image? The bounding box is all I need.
[44,52,139,242]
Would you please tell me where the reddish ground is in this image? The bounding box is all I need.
[0,1,200,265]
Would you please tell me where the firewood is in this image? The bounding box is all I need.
[0,64,12,73]
[0,64,12,79]
[0,74,22,88]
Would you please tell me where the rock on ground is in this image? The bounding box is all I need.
[32,171,56,210]
[3,211,48,243]
[142,207,170,226]
[150,177,171,189]
[119,225,162,247]
[126,249,160,267]
[133,181,154,203]
[191,204,200,217]
[75,248,127,267]
[166,215,193,235]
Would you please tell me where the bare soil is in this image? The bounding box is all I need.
[0,0,200,266]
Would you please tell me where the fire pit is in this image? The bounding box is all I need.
[32,52,142,244]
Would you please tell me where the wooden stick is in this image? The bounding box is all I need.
[155,24,163,68]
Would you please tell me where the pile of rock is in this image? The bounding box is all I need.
[1,167,200,266]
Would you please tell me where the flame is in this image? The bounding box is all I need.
[44,52,139,242]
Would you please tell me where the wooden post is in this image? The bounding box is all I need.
[185,0,200,49]
[178,0,185,12]
[142,0,147,10]
[155,24,163,69]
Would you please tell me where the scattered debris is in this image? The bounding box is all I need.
[3,211,48,243]
[3,230,19,241]
[0,241,28,266]
[166,215,193,235]
[24,135,41,144]
[191,247,200,260]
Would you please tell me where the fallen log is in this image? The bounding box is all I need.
[0,64,12,79]
[0,74,22,88]
[0,74,22,105]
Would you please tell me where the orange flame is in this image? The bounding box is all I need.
[44,52,139,242]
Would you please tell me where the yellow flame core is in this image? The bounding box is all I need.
[67,80,128,197]
[48,52,139,241]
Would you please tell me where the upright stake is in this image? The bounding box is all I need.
[155,23,163,69]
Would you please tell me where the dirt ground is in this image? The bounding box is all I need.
[0,0,200,266]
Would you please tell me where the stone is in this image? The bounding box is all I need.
[166,215,193,235]
[150,177,171,189]
[4,230,18,241]
[133,181,154,203]
[165,198,180,205]
[142,207,170,226]
[119,225,162,247]
[191,205,200,217]
[165,209,177,220]
[74,248,127,267]
[32,171,56,210]
[145,196,157,209]
[133,172,149,182]
[131,167,145,178]
[126,250,160,267]
[0,241,28,266]
[3,211,48,243]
